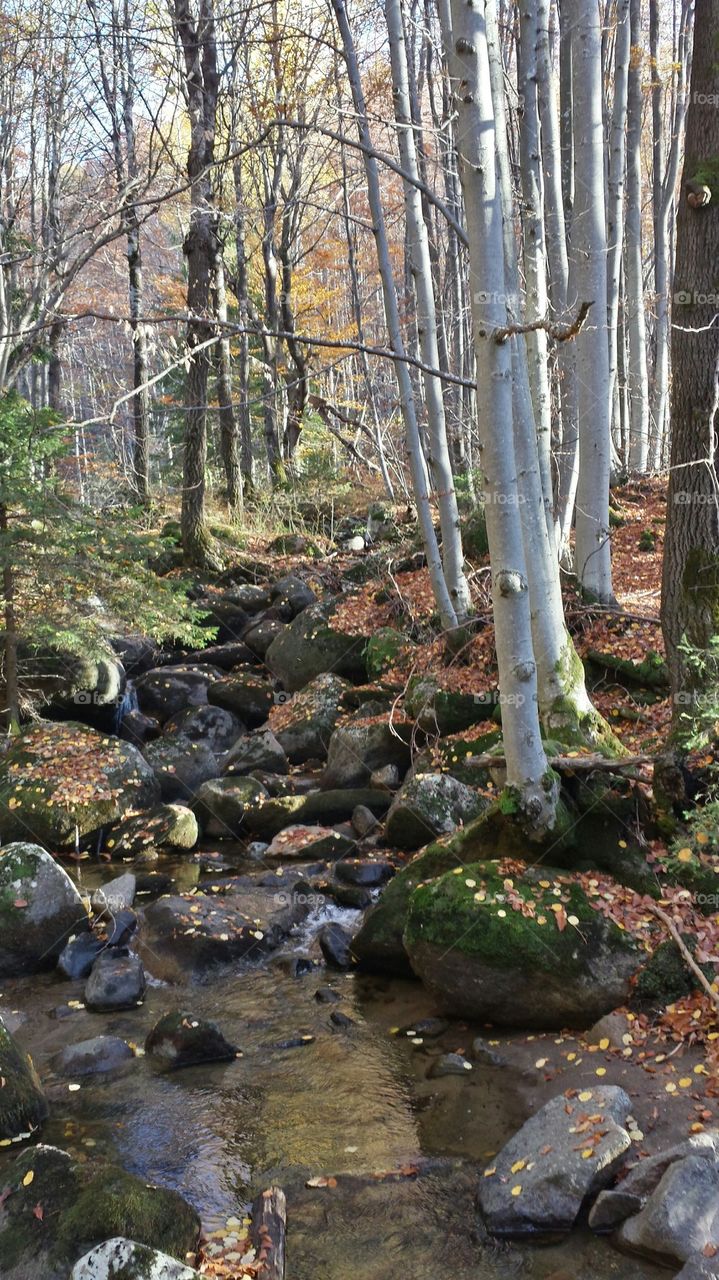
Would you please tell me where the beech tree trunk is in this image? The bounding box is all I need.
[625,0,650,473]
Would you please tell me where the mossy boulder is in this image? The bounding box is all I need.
[192,777,269,838]
[635,938,699,1005]
[404,862,641,1028]
[0,1144,200,1278]
[104,804,199,859]
[265,597,369,692]
[0,723,160,849]
[134,664,223,723]
[322,717,412,789]
[268,673,349,763]
[405,674,496,735]
[143,737,218,804]
[414,726,502,787]
[242,787,391,840]
[460,507,489,559]
[365,627,412,680]
[145,1011,239,1070]
[385,772,487,850]
[207,672,274,726]
[0,1016,48,1141]
[0,842,90,976]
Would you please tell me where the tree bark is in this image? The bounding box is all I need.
[625,0,650,473]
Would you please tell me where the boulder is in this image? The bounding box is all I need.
[143,736,218,803]
[142,884,309,976]
[18,642,125,714]
[385,772,487,850]
[223,729,288,776]
[0,723,160,848]
[145,1012,238,1070]
[193,777,269,837]
[322,718,411,790]
[104,804,199,858]
[163,704,244,753]
[405,674,496,734]
[91,873,136,915]
[52,1036,135,1078]
[207,672,274,726]
[84,950,146,1012]
[404,862,641,1028]
[71,1238,202,1279]
[0,842,90,976]
[0,1145,200,1278]
[119,709,162,747]
[269,673,349,763]
[318,923,354,968]
[242,618,286,658]
[365,627,411,680]
[477,1088,632,1238]
[0,1016,48,1141]
[134,664,223,723]
[265,824,356,861]
[618,1154,719,1265]
[335,856,394,886]
[270,573,317,617]
[265,597,368,692]
[58,933,106,980]
[589,1133,719,1233]
[194,595,250,643]
[241,787,391,840]
[676,1258,719,1279]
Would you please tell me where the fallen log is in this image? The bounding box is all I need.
[465,751,653,774]
[251,1186,286,1280]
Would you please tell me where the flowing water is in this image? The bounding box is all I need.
[0,854,671,1279]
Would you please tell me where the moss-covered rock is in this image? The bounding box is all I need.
[322,717,412,789]
[405,674,496,735]
[0,1016,48,1141]
[242,787,391,840]
[365,628,413,680]
[404,862,641,1028]
[385,772,487,850]
[265,597,368,692]
[104,804,199,858]
[145,1011,239,1070]
[414,726,502,786]
[268,673,349,763]
[635,938,699,1004]
[0,1144,200,1278]
[192,777,269,838]
[0,723,160,849]
[0,842,90,976]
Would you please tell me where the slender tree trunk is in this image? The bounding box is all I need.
[332,0,459,633]
[385,0,471,620]
[569,0,615,602]
[214,248,242,515]
[231,163,254,493]
[0,503,19,732]
[661,0,719,707]
[127,208,150,503]
[625,0,650,472]
[606,0,630,443]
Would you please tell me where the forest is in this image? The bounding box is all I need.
[0,0,719,1276]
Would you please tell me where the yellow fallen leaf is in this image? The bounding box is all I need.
[22,1170,34,1186]
[578,1090,593,1101]
[599,1038,610,1050]
[511,1159,526,1174]
[511,1185,522,1197]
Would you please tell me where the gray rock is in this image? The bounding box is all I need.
[92,873,136,915]
[265,597,368,692]
[193,776,269,837]
[385,772,486,850]
[52,1036,134,1077]
[426,1053,472,1078]
[164,704,244,753]
[134,664,223,722]
[223,729,288,776]
[370,763,401,790]
[318,922,354,969]
[618,1154,719,1264]
[265,824,356,861]
[145,1011,238,1069]
[351,804,380,837]
[323,719,411,789]
[676,1257,719,1279]
[58,933,105,980]
[207,672,274,726]
[71,1238,202,1279]
[589,1133,719,1232]
[0,1015,48,1140]
[85,950,146,1012]
[270,573,317,617]
[477,1088,632,1238]
[586,1010,633,1050]
[105,804,199,857]
[243,618,286,658]
[335,856,393,886]
[271,673,349,763]
[143,736,218,803]
[0,843,90,976]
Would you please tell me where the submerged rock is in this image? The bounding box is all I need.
[0,1016,48,1141]
[404,862,641,1029]
[477,1088,632,1239]
[52,1036,135,1078]
[385,772,487,850]
[145,1012,239,1070]
[0,842,90,976]
[71,1238,202,1279]
[426,1053,472,1078]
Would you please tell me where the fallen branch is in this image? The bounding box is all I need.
[646,903,719,1013]
[465,751,653,773]
[250,1186,286,1280]
[493,300,594,345]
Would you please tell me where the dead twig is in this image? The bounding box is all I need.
[646,903,719,1013]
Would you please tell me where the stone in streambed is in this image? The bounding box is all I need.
[265,597,367,692]
[145,1012,239,1070]
[318,923,354,969]
[70,1238,202,1280]
[58,933,105,981]
[426,1053,472,1078]
[335,856,394,886]
[134,663,223,722]
[0,842,90,977]
[589,1132,719,1233]
[52,1036,135,1078]
[207,672,274,726]
[104,804,199,858]
[91,873,136,915]
[265,824,355,861]
[164,703,244,752]
[0,1016,48,1141]
[223,729,288,776]
[241,787,391,840]
[268,673,349,763]
[84,950,146,1012]
[192,776,268,837]
[385,772,487,851]
[322,718,412,790]
[477,1088,632,1239]
[143,737,218,804]
[616,1151,719,1264]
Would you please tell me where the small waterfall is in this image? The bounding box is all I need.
[113,679,139,736]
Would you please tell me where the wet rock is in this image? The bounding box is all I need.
[134,664,223,722]
[243,617,286,658]
[223,729,288,776]
[104,804,199,858]
[265,824,356,861]
[105,908,138,948]
[143,736,218,804]
[351,805,380,837]
[350,841,461,976]
[330,882,372,909]
[318,922,354,969]
[676,1257,719,1279]
[145,1012,239,1070]
[401,1018,449,1039]
[585,1010,633,1050]
[330,1010,355,1029]
[385,773,487,851]
[0,842,90,976]
[142,884,309,975]
[335,856,394,886]
[58,933,106,981]
[471,1037,507,1067]
[246,840,270,860]
[207,673,274,726]
[164,704,244,753]
[266,597,368,692]
[404,862,641,1029]
[0,1016,48,1141]
[193,776,269,837]
[477,1088,632,1239]
[91,873,136,915]
[242,787,391,840]
[0,1144,200,1277]
[70,1238,202,1280]
[183,639,258,669]
[0,723,160,848]
[315,986,341,1003]
[273,1034,316,1050]
[426,1053,472,1078]
[85,950,146,1012]
[52,1036,135,1077]
[370,763,401,790]
[323,718,411,790]
[269,673,349,763]
[119,708,162,746]
[617,1153,719,1264]
[589,1133,719,1233]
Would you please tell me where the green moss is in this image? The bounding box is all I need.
[405,861,637,971]
[687,156,719,201]
[586,648,669,690]
[365,627,410,680]
[56,1166,199,1261]
[635,938,697,1004]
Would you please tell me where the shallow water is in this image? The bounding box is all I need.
[0,856,671,1280]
